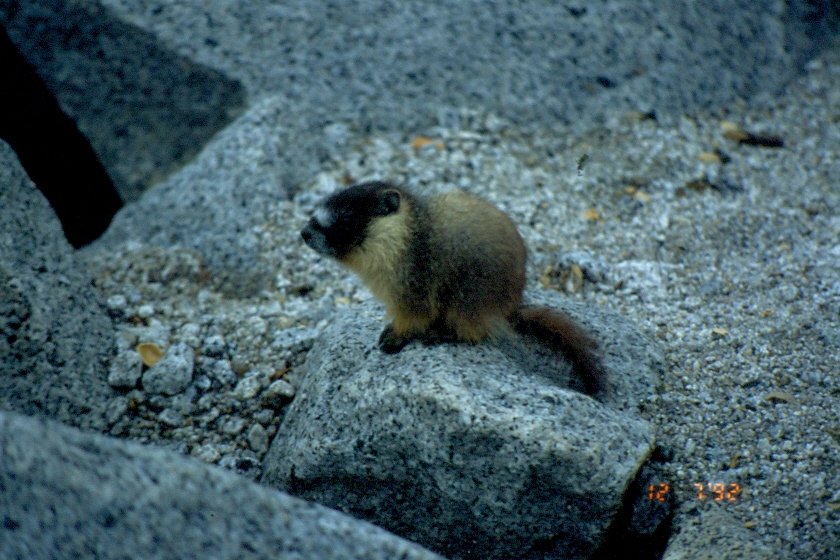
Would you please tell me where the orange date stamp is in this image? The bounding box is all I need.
[647,482,743,503]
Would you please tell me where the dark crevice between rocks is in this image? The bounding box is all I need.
[591,445,676,560]
[0,25,121,248]
[785,1,840,73]
[1,0,246,239]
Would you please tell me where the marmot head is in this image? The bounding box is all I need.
[301,181,403,259]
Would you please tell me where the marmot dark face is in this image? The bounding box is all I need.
[301,181,402,259]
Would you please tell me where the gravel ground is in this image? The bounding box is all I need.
[81,44,839,559]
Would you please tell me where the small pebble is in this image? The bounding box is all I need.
[201,407,221,424]
[219,454,261,478]
[179,322,201,348]
[105,294,128,316]
[263,379,296,403]
[221,416,246,435]
[253,409,276,425]
[230,357,250,376]
[203,334,227,358]
[247,424,269,454]
[107,350,143,389]
[137,304,155,318]
[135,319,169,347]
[191,443,221,464]
[197,357,237,386]
[105,397,128,425]
[194,375,212,391]
[142,342,194,395]
[233,375,263,400]
[158,408,185,428]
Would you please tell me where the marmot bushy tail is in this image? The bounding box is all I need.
[301,181,606,396]
[510,306,603,395]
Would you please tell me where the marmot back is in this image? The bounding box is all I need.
[424,191,527,341]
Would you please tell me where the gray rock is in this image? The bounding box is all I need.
[261,296,659,560]
[142,342,194,395]
[157,408,185,428]
[107,349,143,388]
[102,1,836,141]
[89,96,293,296]
[0,0,246,201]
[104,294,128,315]
[263,378,296,403]
[220,416,247,436]
[191,443,222,464]
[232,369,270,400]
[104,397,129,426]
[247,423,269,454]
[202,334,228,358]
[0,140,114,431]
[663,507,775,560]
[194,374,212,392]
[0,411,445,560]
[196,356,237,386]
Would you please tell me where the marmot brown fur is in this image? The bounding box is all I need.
[301,181,604,395]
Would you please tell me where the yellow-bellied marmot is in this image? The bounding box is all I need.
[301,181,604,395]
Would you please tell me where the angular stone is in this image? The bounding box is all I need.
[0,141,114,430]
[142,343,194,395]
[0,411,444,560]
[262,296,659,559]
[0,0,245,200]
[107,349,143,388]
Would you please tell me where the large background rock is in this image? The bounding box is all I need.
[0,25,122,247]
[2,1,837,198]
[0,0,246,200]
[87,95,294,296]
[0,411,445,560]
[101,0,836,125]
[0,140,113,431]
[261,297,659,560]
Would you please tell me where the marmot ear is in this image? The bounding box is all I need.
[378,189,401,215]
